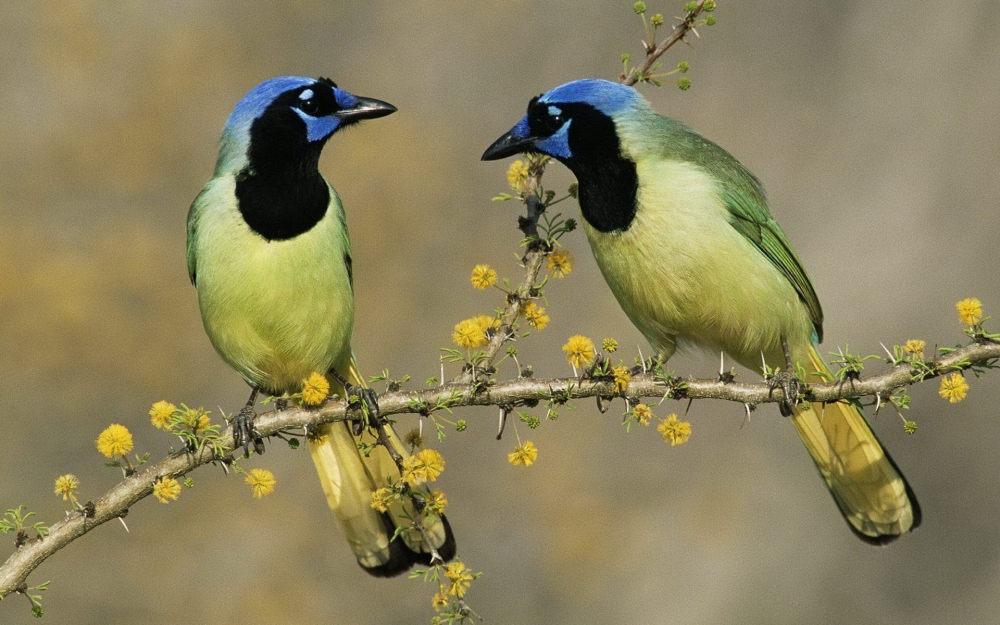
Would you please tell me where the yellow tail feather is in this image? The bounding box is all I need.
[789,346,920,543]
[307,357,454,575]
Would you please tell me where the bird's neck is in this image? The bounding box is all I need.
[564,156,638,233]
[235,149,330,241]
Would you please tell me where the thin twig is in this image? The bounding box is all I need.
[623,0,708,87]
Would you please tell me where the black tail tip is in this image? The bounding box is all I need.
[360,514,457,578]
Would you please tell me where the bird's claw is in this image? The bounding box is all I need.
[231,405,264,458]
[347,386,380,436]
[768,370,801,417]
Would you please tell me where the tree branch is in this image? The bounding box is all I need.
[3,338,996,599]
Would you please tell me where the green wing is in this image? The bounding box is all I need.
[186,185,211,286]
[659,118,825,341]
[722,186,824,342]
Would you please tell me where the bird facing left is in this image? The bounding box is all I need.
[186,76,455,576]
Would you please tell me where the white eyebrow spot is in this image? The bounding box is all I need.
[547,105,563,117]
[299,89,314,101]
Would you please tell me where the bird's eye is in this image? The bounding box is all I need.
[546,114,564,130]
[299,98,320,116]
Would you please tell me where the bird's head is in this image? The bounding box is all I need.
[216,76,396,175]
[481,79,648,167]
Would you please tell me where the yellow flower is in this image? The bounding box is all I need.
[506,159,530,191]
[149,401,176,430]
[547,249,574,279]
[612,365,631,393]
[602,338,618,352]
[180,406,211,432]
[245,468,276,498]
[153,477,181,504]
[522,301,550,330]
[401,455,425,487]
[370,487,393,513]
[904,339,926,358]
[938,373,969,403]
[54,474,79,501]
[658,414,692,446]
[432,588,450,612]
[470,264,498,290]
[474,314,500,332]
[453,318,488,349]
[956,298,983,326]
[444,561,475,598]
[562,335,595,369]
[96,424,134,459]
[417,448,446,481]
[632,403,652,426]
[425,489,448,516]
[301,372,330,406]
[508,441,538,467]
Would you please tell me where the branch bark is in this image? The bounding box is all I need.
[3,339,997,599]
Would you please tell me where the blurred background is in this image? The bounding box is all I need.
[2,1,999,623]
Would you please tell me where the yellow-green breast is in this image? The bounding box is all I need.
[583,158,814,369]
[190,175,354,393]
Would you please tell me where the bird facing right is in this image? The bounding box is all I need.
[483,79,920,544]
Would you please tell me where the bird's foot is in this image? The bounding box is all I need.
[767,369,801,417]
[230,404,265,458]
[347,385,380,436]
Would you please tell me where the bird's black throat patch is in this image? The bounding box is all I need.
[236,94,331,241]
[535,102,638,233]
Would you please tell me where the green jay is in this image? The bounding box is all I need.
[187,76,455,574]
[483,78,919,543]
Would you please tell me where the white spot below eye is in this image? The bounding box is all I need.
[299,89,314,101]
[547,105,563,118]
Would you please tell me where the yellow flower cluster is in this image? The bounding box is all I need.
[632,403,652,426]
[938,373,969,403]
[470,264,497,290]
[547,249,574,279]
[612,365,631,393]
[602,338,618,352]
[657,414,692,446]
[562,335,595,368]
[245,468,276,498]
[401,448,446,486]
[475,314,500,332]
[180,406,212,432]
[444,561,475,598]
[508,441,538,467]
[506,159,530,191]
[301,372,330,406]
[149,401,177,430]
[904,339,926,358]
[956,298,983,327]
[453,318,488,349]
[432,589,450,612]
[54,474,79,501]
[153,477,181,504]
[96,424,134,459]
[522,301,550,330]
[370,487,394,513]
[424,489,448,516]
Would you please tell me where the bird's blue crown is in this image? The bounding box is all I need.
[538,79,645,118]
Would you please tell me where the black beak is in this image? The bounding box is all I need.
[335,96,397,123]
[481,129,537,161]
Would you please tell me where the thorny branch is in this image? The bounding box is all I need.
[3,338,998,599]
